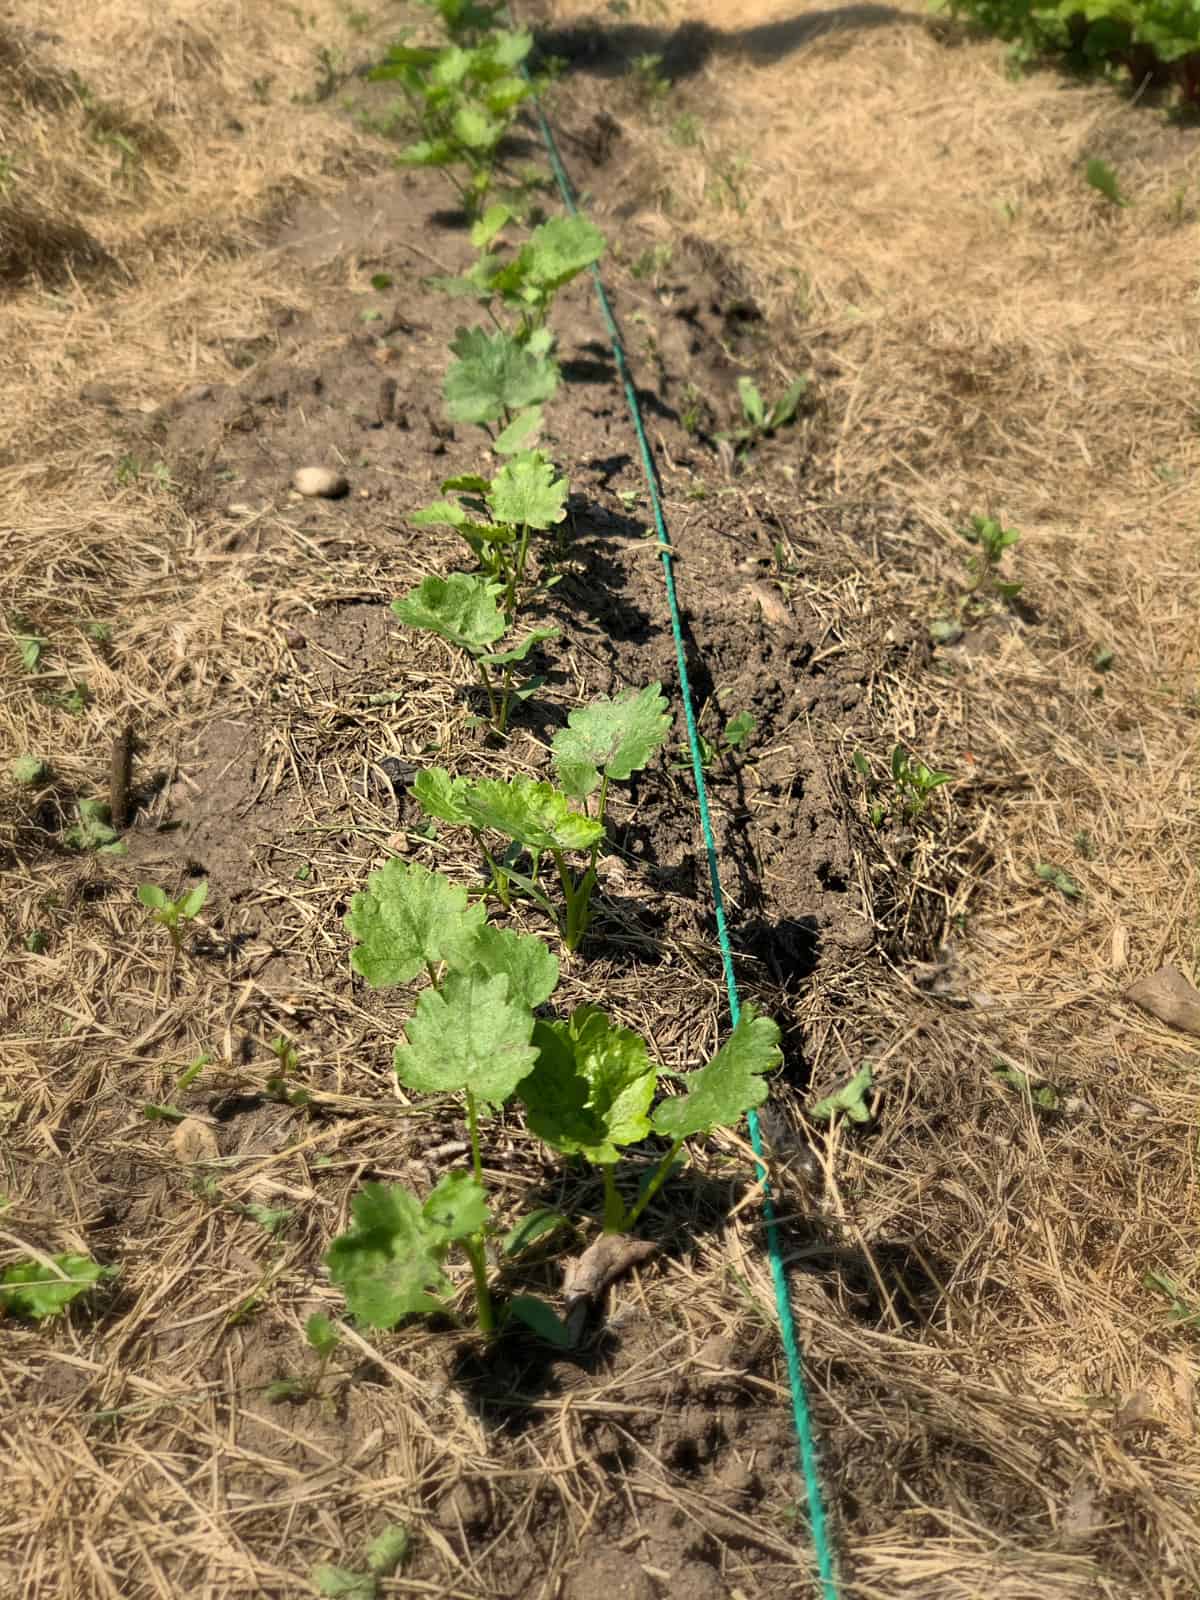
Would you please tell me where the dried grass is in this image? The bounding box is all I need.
[4,0,1200,1594]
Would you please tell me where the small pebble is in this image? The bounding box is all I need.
[293,466,349,499]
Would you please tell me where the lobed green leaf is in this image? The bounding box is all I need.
[392,571,506,654]
[344,859,486,987]
[650,1007,781,1141]
[460,775,604,853]
[552,683,671,800]
[393,968,537,1107]
[325,1183,453,1329]
[522,1006,656,1164]
[445,327,559,424]
[488,450,568,530]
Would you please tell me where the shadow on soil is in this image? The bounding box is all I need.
[533,7,935,82]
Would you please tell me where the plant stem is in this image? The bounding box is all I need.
[601,1165,628,1233]
[625,1139,685,1231]
[556,853,594,952]
[497,667,513,735]
[506,520,532,618]
[475,659,499,727]
[479,843,511,907]
[460,1234,494,1334]
[466,1089,484,1186]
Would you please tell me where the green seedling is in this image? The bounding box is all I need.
[1035,862,1082,899]
[65,798,126,855]
[313,1523,411,1599]
[411,450,568,612]
[266,1034,311,1107]
[444,325,560,432]
[143,1050,212,1122]
[808,1064,873,1124]
[1145,1270,1200,1333]
[435,213,606,347]
[10,615,45,672]
[266,1312,342,1403]
[0,1252,115,1320]
[890,746,952,818]
[418,0,504,41]
[369,29,536,219]
[852,747,950,823]
[24,930,49,954]
[1086,157,1128,207]
[138,879,208,951]
[993,1061,1059,1111]
[961,513,1022,601]
[12,755,50,786]
[673,708,756,771]
[629,51,671,105]
[391,570,558,735]
[408,684,670,947]
[716,375,807,455]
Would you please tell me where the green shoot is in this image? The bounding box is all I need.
[412,450,568,614]
[961,513,1022,602]
[267,1034,311,1107]
[64,798,126,855]
[138,879,209,952]
[265,1312,343,1404]
[143,1050,213,1122]
[890,746,952,818]
[1,1252,115,1320]
[312,1522,410,1600]
[1035,862,1083,899]
[436,214,606,345]
[326,1170,494,1331]
[1085,157,1128,207]
[716,375,807,456]
[391,571,557,734]
[10,614,46,672]
[551,682,671,823]
[808,1065,873,1124]
[993,1061,1059,1111]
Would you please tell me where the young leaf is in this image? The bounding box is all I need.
[444,327,559,424]
[724,711,756,749]
[344,859,487,987]
[456,923,560,1009]
[493,406,543,455]
[311,1566,375,1600]
[503,1208,569,1257]
[180,882,209,919]
[650,1007,781,1141]
[461,775,604,854]
[12,755,49,785]
[0,1253,112,1319]
[305,1312,340,1358]
[325,1182,453,1328]
[487,451,568,530]
[737,376,765,428]
[392,572,506,654]
[552,683,671,800]
[138,884,169,910]
[507,1294,572,1347]
[808,1064,873,1124]
[518,215,606,294]
[410,500,517,546]
[410,767,472,826]
[478,626,559,668]
[393,968,537,1107]
[765,377,808,430]
[366,1524,410,1576]
[470,203,513,249]
[422,1170,489,1243]
[522,1006,656,1163]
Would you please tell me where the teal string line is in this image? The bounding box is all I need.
[513,46,840,1600]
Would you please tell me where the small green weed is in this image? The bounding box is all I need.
[717,375,807,456]
[139,879,208,951]
[1085,157,1128,207]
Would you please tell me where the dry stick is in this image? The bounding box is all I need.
[110,723,133,830]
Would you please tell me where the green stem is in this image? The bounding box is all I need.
[601,1165,628,1234]
[624,1139,686,1232]
[555,852,593,952]
[466,1089,484,1186]
[475,658,499,727]
[505,521,532,619]
[460,1234,494,1335]
[479,843,511,908]
[497,666,513,735]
